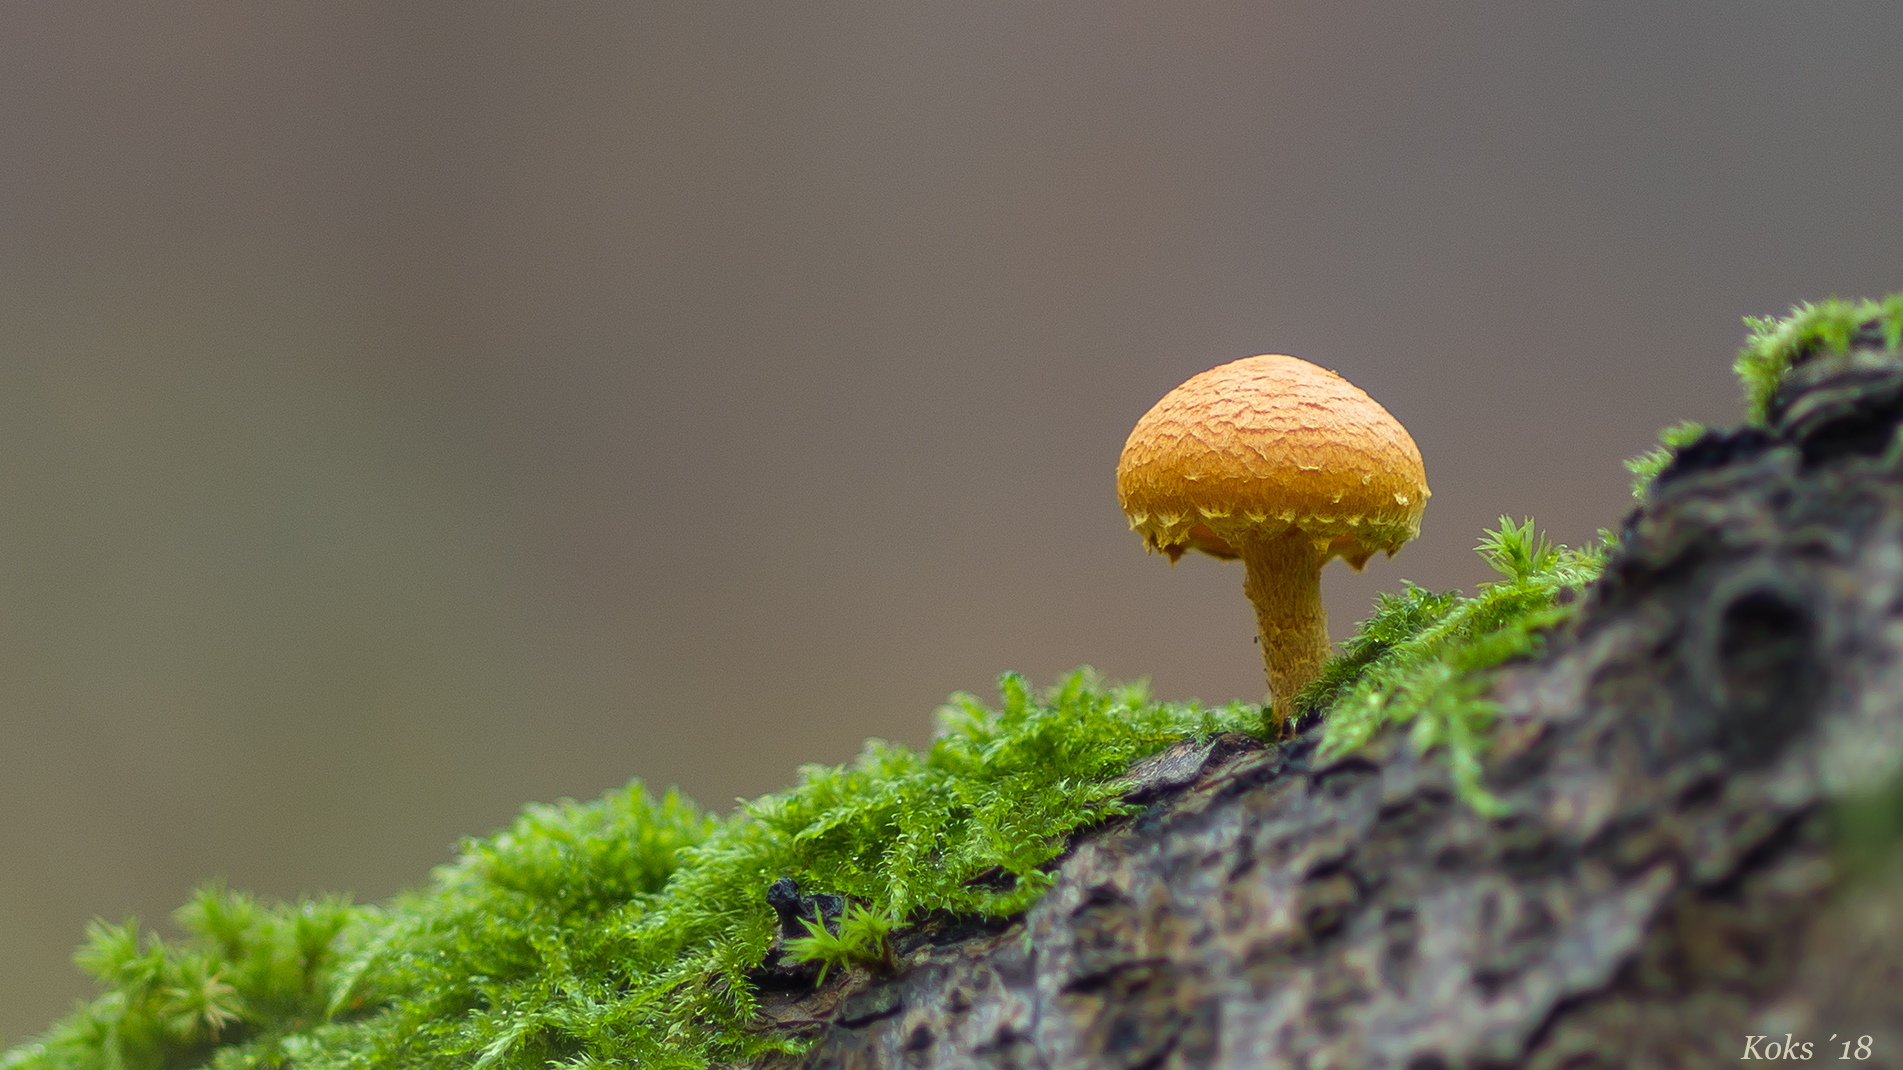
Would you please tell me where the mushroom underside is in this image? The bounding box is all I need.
[1158,521,1397,572]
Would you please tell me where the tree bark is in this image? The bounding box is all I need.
[747,347,1903,1069]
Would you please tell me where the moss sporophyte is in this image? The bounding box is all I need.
[7,296,1895,1070]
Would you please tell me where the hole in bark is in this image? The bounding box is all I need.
[1706,583,1821,766]
[1675,772,1724,809]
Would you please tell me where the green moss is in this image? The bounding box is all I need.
[1832,771,1903,887]
[8,680,1257,1070]
[2,888,371,1070]
[1622,419,1707,501]
[781,902,895,985]
[1301,517,1604,815]
[1734,294,1903,425]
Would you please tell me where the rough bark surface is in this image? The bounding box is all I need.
[748,348,1903,1069]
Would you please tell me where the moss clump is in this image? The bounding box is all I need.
[1733,293,1903,425]
[780,901,896,985]
[1622,419,1708,501]
[1,889,371,1070]
[6,678,1256,1070]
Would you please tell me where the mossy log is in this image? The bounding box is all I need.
[748,350,1903,1068]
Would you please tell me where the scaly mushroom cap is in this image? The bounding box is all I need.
[1116,354,1429,568]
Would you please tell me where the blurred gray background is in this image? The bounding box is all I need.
[2,1,1899,1040]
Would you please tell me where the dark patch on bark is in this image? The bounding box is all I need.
[752,877,853,991]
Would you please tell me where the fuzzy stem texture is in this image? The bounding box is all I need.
[1240,530,1331,731]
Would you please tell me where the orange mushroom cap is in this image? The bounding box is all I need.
[1116,354,1429,568]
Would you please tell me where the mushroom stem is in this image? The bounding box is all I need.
[1239,529,1332,733]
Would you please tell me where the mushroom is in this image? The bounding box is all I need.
[1116,355,1429,732]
